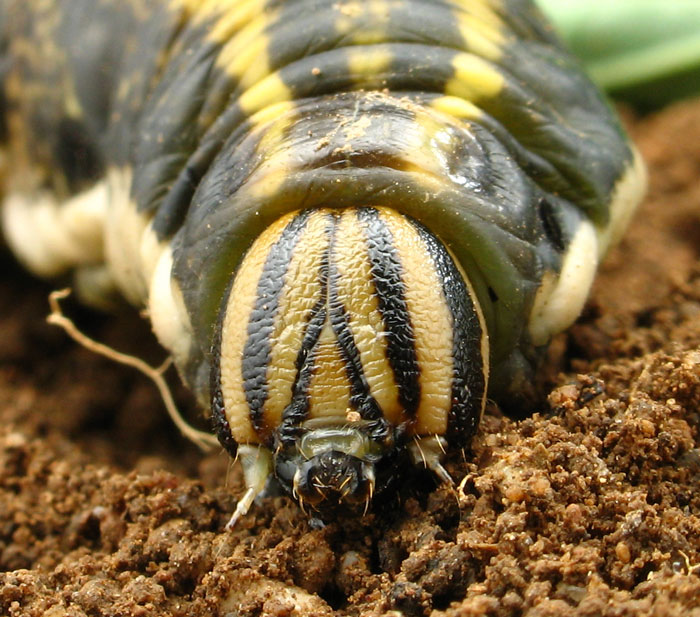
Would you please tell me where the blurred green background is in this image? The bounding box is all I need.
[535,0,700,108]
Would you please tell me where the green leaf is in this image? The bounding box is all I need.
[535,0,700,108]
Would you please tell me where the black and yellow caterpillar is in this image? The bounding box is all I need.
[0,0,645,523]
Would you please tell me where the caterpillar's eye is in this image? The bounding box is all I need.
[291,451,375,508]
[273,424,386,513]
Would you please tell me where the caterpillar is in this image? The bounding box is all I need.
[0,0,646,524]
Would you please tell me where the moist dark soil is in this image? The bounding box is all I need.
[1,98,699,617]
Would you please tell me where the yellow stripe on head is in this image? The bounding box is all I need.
[378,208,454,437]
[265,210,332,431]
[219,210,298,445]
[334,210,403,425]
[306,320,354,422]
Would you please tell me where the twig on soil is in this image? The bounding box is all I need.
[679,550,700,576]
[46,288,219,453]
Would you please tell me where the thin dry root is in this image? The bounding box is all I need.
[47,288,219,452]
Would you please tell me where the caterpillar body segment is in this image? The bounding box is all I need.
[0,0,646,520]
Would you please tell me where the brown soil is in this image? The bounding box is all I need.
[1,99,699,617]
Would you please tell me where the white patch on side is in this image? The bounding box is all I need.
[596,147,647,256]
[148,245,194,373]
[105,166,194,381]
[529,220,599,346]
[2,182,107,277]
[103,167,155,305]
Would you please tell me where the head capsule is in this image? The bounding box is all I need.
[211,206,488,522]
[273,421,395,513]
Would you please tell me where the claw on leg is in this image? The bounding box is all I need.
[408,435,454,486]
[225,445,273,530]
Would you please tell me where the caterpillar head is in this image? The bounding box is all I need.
[274,424,388,514]
[211,206,488,522]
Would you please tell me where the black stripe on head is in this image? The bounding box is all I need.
[327,214,389,439]
[410,219,486,445]
[356,208,421,419]
[242,209,313,436]
[277,216,334,447]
